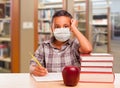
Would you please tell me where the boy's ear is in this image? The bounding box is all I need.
[51,23,54,32]
[51,27,53,32]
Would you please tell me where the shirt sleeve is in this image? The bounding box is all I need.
[72,38,81,61]
[72,38,80,52]
[30,43,45,67]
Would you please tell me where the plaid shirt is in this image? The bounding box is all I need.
[30,37,81,72]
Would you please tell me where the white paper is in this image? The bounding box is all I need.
[32,73,63,82]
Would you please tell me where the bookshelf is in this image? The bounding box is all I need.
[34,0,92,49]
[92,0,111,53]
[0,0,20,73]
[73,0,92,41]
[0,0,11,72]
[37,0,63,45]
[111,12,120,39]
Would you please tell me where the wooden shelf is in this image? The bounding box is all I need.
[74,9,86,12]
[74,0,86,3]
[78,19,86,23]
[0,67,11,73]
[96,41,108,45]
[42,1,62,5]
[0,57,11,62]
[38,6,62,10]
[38,32,51,34]
[38,18,51,21]
[93,7,109,10]
[0,37,11,42]
[0,17,11,21]
[0,1,7,3]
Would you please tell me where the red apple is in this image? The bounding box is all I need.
[62,65,80,86]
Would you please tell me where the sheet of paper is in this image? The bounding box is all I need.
[32,73,63,82]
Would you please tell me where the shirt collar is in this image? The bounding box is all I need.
[44,36,72,45]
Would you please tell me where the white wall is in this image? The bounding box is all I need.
[110,0,120,13]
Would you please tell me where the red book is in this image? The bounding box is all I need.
[80,53,114,73]
[81,53,113,62]
[80,72,115,83]
[81,66,113,73]
[81,61,113,67]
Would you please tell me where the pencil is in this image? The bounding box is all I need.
[29,53,41,66]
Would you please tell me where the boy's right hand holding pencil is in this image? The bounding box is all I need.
[30,53,48,76]
[31,65,48,76]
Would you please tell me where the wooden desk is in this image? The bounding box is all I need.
[0,73,119,88]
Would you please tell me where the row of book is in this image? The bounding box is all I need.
[0,3,10,18]
[0,42,10,58]
[0,61,11,70]
[80,53,115,83]
[38,9,55,19]
[0,21,10,36]
[38,21,51,33]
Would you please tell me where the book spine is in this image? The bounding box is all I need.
[81,61,113,67]
[80,56,114,62]
[81,66,113,73]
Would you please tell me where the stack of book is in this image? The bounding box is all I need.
[80,53,115,83]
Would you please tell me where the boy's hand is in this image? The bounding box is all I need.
[32,66,48,76]
[70,19,78,31]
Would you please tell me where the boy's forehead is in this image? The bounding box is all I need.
[54,16,71,19]
[53,16,71,22]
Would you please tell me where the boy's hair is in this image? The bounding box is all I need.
[51,10,73,23]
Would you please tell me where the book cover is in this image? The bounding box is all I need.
[81,61,113,67]
[80,72,115,83]
[81,53,113,62]
[81,66,113,73]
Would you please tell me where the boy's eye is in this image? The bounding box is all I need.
[54,25,60,28]
[54,25,70,28]
[64,26,69,28]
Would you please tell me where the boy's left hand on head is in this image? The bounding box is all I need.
[70,19,78,31]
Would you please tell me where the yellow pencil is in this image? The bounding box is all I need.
[29,53,41,66]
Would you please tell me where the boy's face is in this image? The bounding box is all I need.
[51,16,71,32]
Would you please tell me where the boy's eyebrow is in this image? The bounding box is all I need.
[54,24,60,26]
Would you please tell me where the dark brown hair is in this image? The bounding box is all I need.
[51,10,73,23]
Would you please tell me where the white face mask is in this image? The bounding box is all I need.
[53,28,71,42]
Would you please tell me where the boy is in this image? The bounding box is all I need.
[30,10,92,76]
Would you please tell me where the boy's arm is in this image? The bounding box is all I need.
[70,19,92,54]
[29,45,48,76]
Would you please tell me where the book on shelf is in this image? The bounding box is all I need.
[80,72,115,83]
[0,22,4,34]
[38,9,55,19]
[5,3,10,17]
[2,22,10,36]
[38,21,50,33]
[0,60,11,70]
[0,4,5,18]
[0,44,10,58]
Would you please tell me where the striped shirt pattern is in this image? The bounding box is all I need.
[30,37,81,72]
